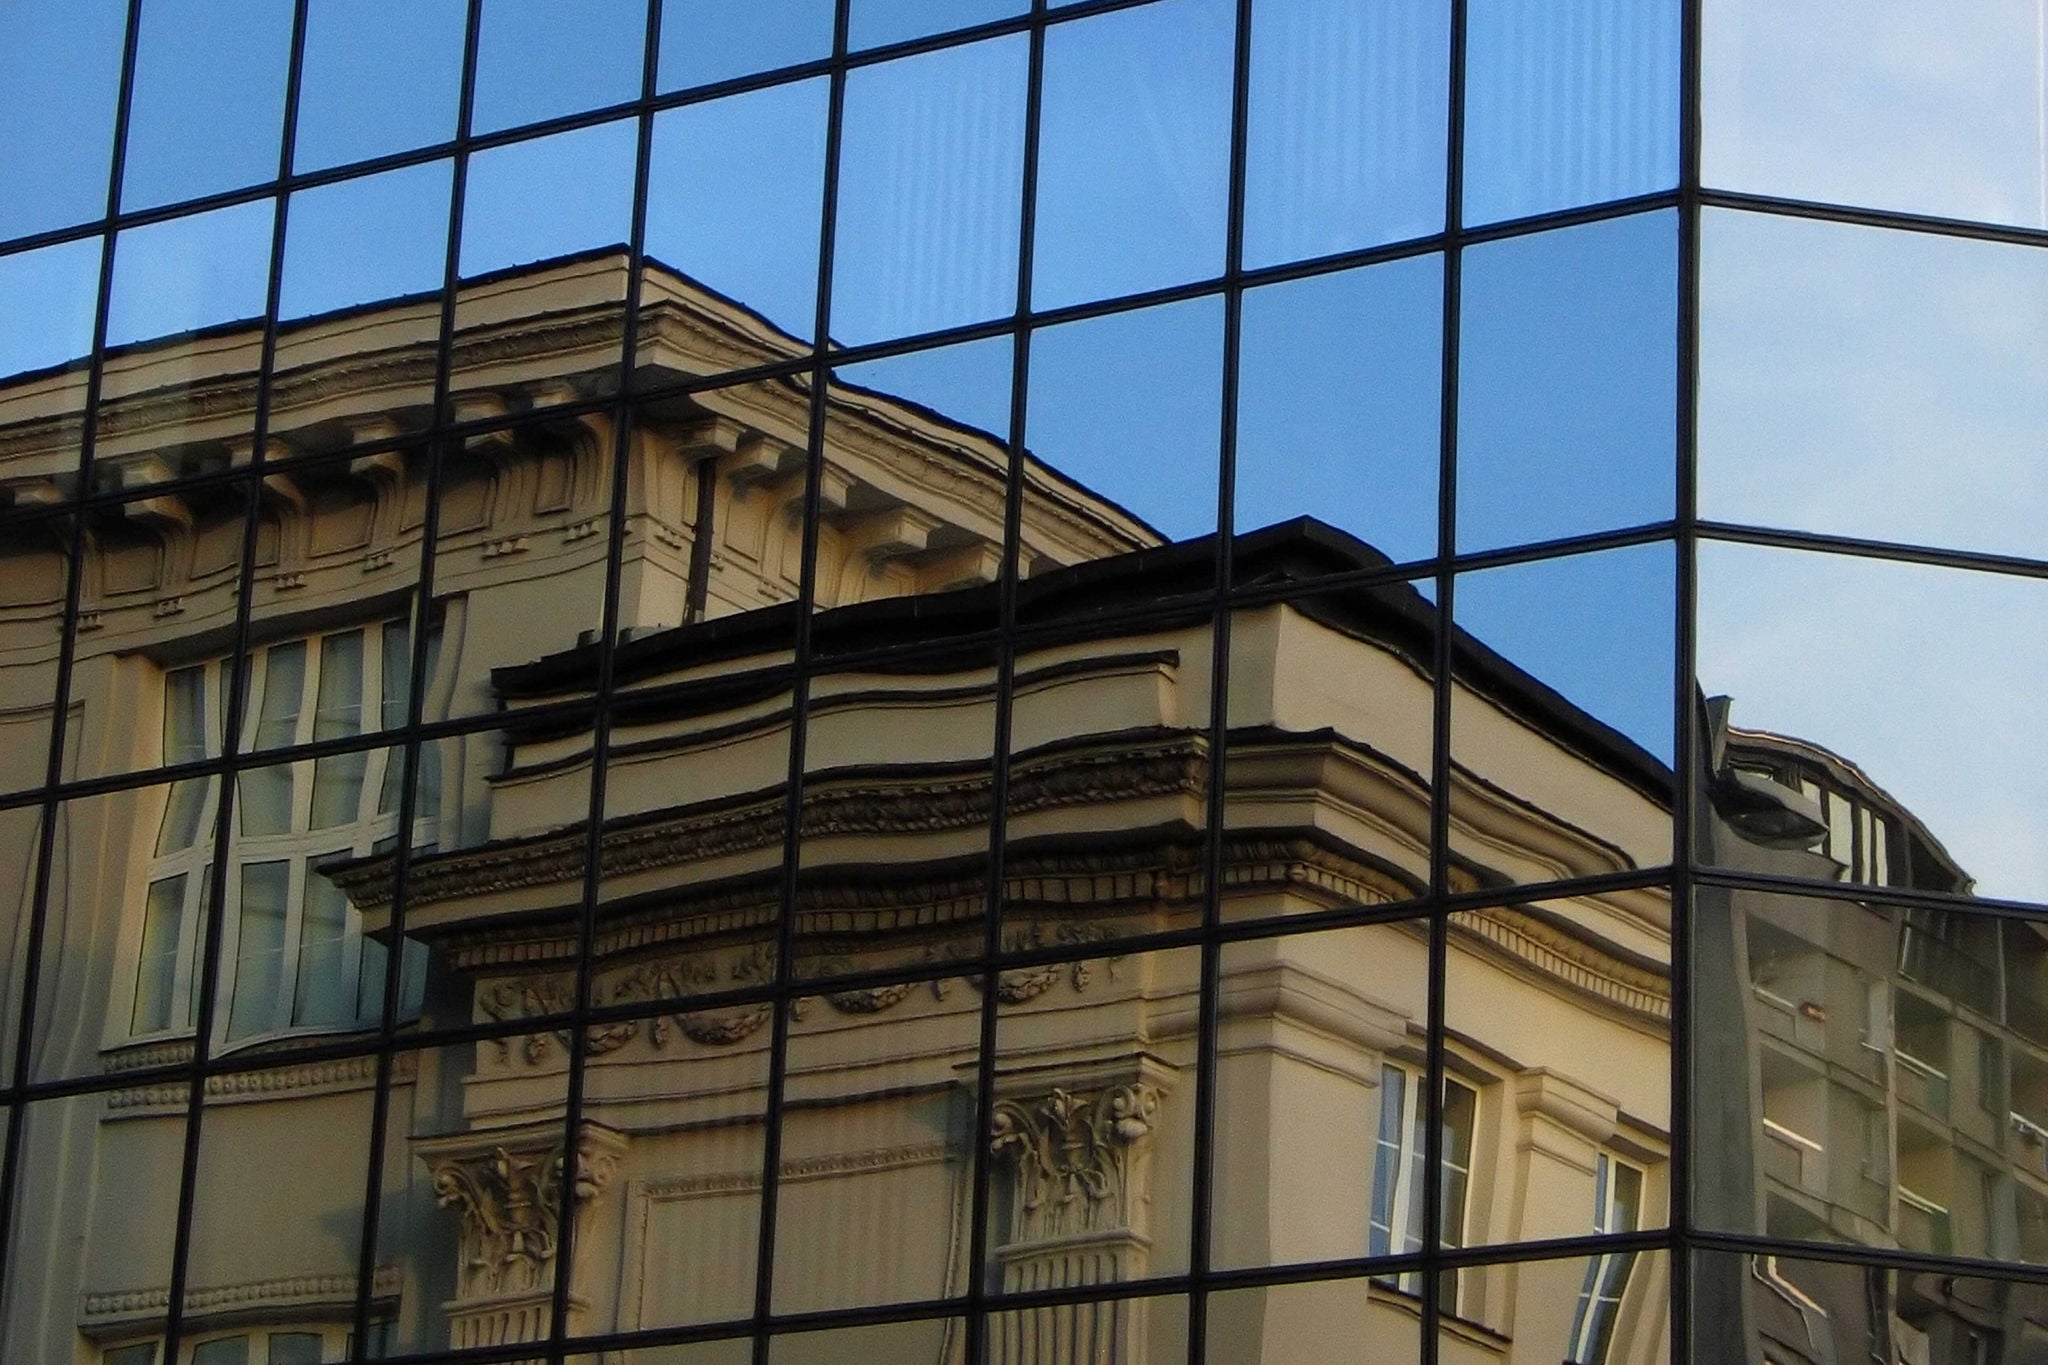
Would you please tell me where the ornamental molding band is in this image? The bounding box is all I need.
[80,1266,402,1335]
[417,1120,628,1351]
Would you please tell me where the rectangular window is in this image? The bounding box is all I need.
[1369,1061,1478,1297]
[1567,1153,1644,1362]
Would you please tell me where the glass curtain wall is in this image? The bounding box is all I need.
[0,1,2038,1363]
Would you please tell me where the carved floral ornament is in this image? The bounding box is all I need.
[423,1123,627,1302]
[474,924,1128,1065]
[989,1083,1163,1245]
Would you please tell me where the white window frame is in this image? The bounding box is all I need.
[1369,1061,1478,1300]
[1566,1151,1645,1364]
[129,621,436,1049]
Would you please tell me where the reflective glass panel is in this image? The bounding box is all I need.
[1462,0,1681,226]
[0,0,127,241]
[1032,0,1234,309]
[850,0,1023,51]
[1697,542,2048,904]
[991,1293,1185,1365]
[831,35,1028,344]
[1703,0,2048,229]
[1457,211,1678,553]
[772,1317,966,1365]
[1439,1253,1671,1362]
[1699,209,2048,559]
[105,201,276,350]
[0,235,102,387]
[293,0,467,171]
[0,805,44,1084]
[459,120,638,281]
[1235,255,1441,564]
[0,510,69,798]
[471,0,649,135]
[280,161,453,321]
[1209,1278,1419,1364]
[1243,0,1450,267]
[1026,296,1224,548]
[1448,894,1671,1249]
[658,0,835,93]
[644,79,830,345]
[120,0,294,210]
[1451,543,1677,887]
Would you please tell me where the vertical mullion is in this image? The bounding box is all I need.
[959,0,1050,1358]
[346,0,489,1355]
[1424,0,1470,1359]
[1670,0,1704,1354]
[159,0,315,1357]
[545,0,668,1357]
[750,2,853,1360]
[1186,0,1255,1361]
[0,0,147,1302]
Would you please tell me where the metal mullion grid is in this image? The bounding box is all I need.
[541,0,667,1357]
[1181,0,1256,1359]
[1669,0,1705,1353]
[746,0,853,1360]
[157,2,315,1360]
[957,0,1049,1357]
[1419,1,1469,1362]
[345,0,490,1355]
[0,4,147,1305]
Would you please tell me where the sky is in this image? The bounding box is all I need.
[2,0,2042,885]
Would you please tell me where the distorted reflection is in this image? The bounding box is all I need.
[1,222,2030,1365]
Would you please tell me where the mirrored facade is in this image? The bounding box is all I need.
[0,3,2040,1364]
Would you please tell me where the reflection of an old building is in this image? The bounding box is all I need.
[0,253,2026,1365]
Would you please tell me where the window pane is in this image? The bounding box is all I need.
[105,201,276,349]
[266,1333,325,1365]
[849,0,1022,50]
[294,0,466,171]
[0,237,102,383]
[121,0,294,210]
[280,161,453,321]
[471,0,648,135]
[226,859,290,1039]
[1243,0,1449,267]
[0,0,126,241]
[658,0,833,92]
[1703,0,2048,228]
[1462,0,1680,226]
[1032,0,1234,309]
[191,1336,253,1365]
[831,34,1027,344]
[131,875,190,1033]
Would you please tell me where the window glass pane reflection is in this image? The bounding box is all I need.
[106,201,276,349]
[0,239,102,381]
[471,0,648,135]
[1703,0,2048,229]
[1027,297,1224,546]
[1457,211,1677,553]
[1235,255,1441,564]
[1462,0,1681,226]
[849,0,1023,51]
[121,0,294,211]
[294,0,466,172]
[0,0,126,242]
[1700,209,2048,559]
[658,0,834,93]
[1243,0,1449,267]
[1698,541,2048,905]
[831,35,1027,345]
[646,80,830,342]
[280,161,452,321]
[460,120,638,279]
[1032,0,1234,309]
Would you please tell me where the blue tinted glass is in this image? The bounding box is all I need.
[832,36,1027,344]
[1457,542,1676,766]
[1457,211,1677,552]
[0,240,103,379]
[1027,297,1225,543]
[106,201,276,347]
[1236,255,1442,564]
[1463,0,1680,225]
[461,121,638,278]
[1032,0,1234,310]
[472,0,648,135]
[0,0,127,242]
[837,335,1014,442]
[121,0,295,210]
[659,0,834,92]
[1243,0,1449,267]
[849,0,1023,50]
[294,0,466,171]
[646,80,829,340]
[281,162,452,320]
